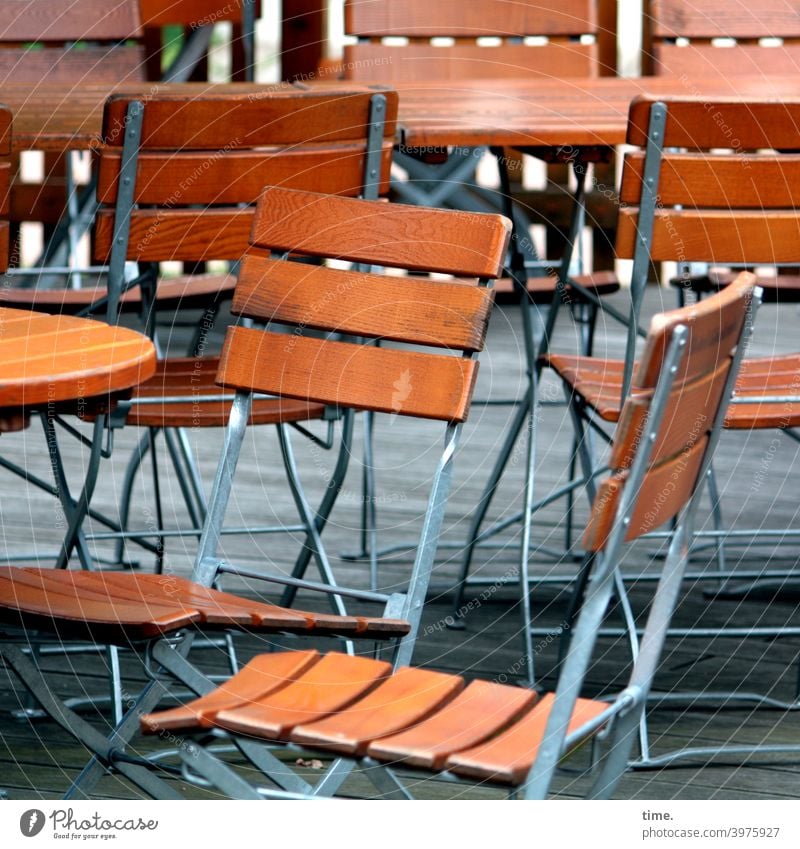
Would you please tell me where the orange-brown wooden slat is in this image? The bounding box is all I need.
[232,255,494,351]
[0,106,12,156]
[139,0,257,26]
[94,208,254,262]
[0,568,198,638]
[102,90,399,149]
[627,97,800,150]
[0,0,142,41]
[289,667,465,756]
[649,0,800,38]
[96,144,394,204]
[653,44,800,79]
[213,653,392,739]
[345,0,597,37]
[634,272,754,387]
[0,47,144,85]
[366,679,539,769]
[0,161,10,217]
[249,187,511,279]
[583,436,709,551]
[620,153,800,208]
[446,692,608,785]
[0,275,236,314]
[610,360,731,470]
[140,651,322,735]
[64,572,309,630]
[616,209,800,264]
[217,327,479,423]
[0,222,8,274]
[343,43,598,82]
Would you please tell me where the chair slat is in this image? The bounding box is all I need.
[249,186,512,278]
[212,653,391,740]
[627,97,800,150]
[94,208,254,262]
[0,107,12,156]
[620,153,800,208]
[217,327,480,423]
[616,209,800,264]
[610,360,730,470]
[366,679,538,770]
[140,651,322,735]
[343,42,598,81]
[345,0,597,37]
[232,255,494,351]
[96,144,394,204]
[103,89,399,149]
[0,0,142,41]
[445,692,608,785]
[649,0,800,39]
[290,667,464,756]
[139,0,253,26]
[583,436,709,550]
[653,44,800,78]
[0,46,144,84]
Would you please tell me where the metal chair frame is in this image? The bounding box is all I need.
[161,277,759,799]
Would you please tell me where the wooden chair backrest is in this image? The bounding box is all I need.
[583,272,755,550]
[0,0,144,84]
[616,97,800,266]
[93,88,398,264]
[644,0,800,76]
[342,0,616,81]
[0,106,11,273]
[217,186,511,423]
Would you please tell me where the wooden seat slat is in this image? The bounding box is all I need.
[446,693,608,785]
[140,651,322,735]
[212,653,392,739]
[0,275,237,315]
[366,679,538,769]
[289,667,465,756]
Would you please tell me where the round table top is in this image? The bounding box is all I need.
[0,308,156,409]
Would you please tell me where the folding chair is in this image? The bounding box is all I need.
[139,272,759,800]
[1,87,397,576]
[453,96,800,682]
[340,0,621,577]
[535,97,800,765]
[0,186,510,799]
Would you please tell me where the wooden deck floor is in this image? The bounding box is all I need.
[1,286,800,800]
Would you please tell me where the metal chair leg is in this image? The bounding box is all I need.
[279,411,355,608]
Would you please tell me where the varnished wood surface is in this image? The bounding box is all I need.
[0,308,155,409]
[5,75,800,153]
[345,0,598,37]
